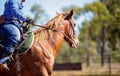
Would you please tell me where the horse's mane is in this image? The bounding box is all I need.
[34,14,63,42]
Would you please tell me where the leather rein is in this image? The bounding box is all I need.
[32,23,75,43]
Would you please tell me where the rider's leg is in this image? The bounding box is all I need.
[0,24,20,58]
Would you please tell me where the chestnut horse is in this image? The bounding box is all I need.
[0,10,79,76]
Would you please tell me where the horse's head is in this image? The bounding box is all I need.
[61,10,79,48]
[34,10,79,48]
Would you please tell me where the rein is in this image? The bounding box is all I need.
[32,23,75,44]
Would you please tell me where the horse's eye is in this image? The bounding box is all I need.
[73,23,76,27]
[74,23,76,26]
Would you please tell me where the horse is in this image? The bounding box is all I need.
[0,10,79,76]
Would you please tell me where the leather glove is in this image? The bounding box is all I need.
[26,18,34,24]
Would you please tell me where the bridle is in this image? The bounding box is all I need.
[31,19,76,45]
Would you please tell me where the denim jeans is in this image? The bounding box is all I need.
[0,22,20,55]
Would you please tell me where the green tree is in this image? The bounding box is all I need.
[82,0,120,63]
[30,4,49,24]
[83,2,111,39]
[104,0,120,62]
[80,20,99,65]
[61,5,82,20]
[105,0,120,50]
[83,2,111,65]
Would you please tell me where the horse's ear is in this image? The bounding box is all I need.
[68,9,73,18]
[65,9,73,20]
[56,11,60,15]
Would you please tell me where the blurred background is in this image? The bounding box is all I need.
[0,0,120,76]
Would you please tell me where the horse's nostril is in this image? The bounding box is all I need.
[71,40,79,48]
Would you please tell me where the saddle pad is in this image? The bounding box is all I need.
[18,32,34,55]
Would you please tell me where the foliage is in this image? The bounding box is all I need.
[84,2,111,38]
[61,5,82,20]
[105,0,120,50]
[82,0,120,62]
[104,0,120,62]
[30,4,49,24]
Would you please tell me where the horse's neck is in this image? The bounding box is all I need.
[49,26,65,57]
[33,16,66,57]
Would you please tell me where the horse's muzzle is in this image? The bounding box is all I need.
[71,38,79,48]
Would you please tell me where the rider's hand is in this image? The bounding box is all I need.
[26,18,34,24]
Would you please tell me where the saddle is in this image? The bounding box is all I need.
[0,31,34,55]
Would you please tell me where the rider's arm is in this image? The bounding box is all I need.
[9,0,27,21]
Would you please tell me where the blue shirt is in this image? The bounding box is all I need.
[4,0,26,21]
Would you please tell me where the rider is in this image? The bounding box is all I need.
[0,0,33,62]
